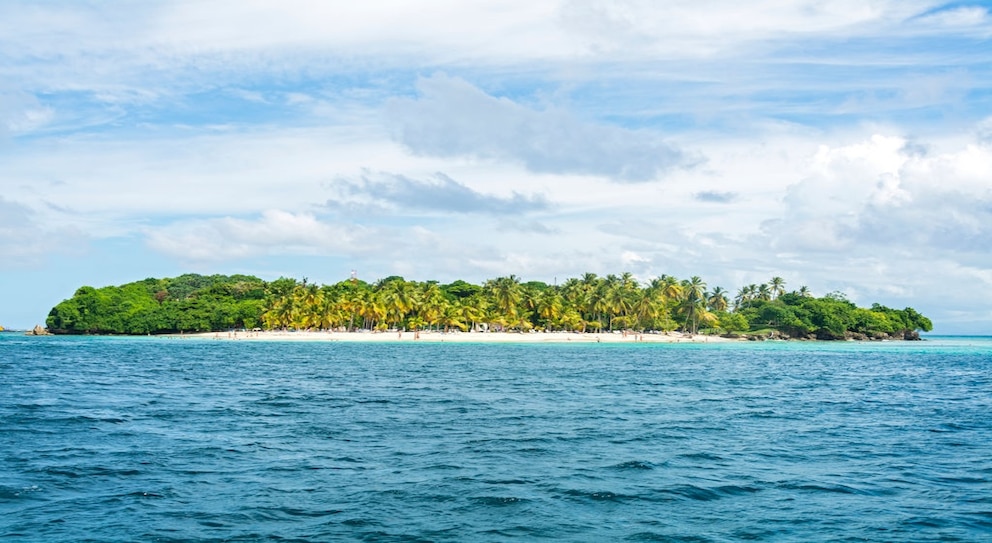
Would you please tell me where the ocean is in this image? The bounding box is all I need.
[2,334,990,542]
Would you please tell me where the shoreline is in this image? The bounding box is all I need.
[170,330,741,344]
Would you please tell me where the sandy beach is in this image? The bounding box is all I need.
[179,330,741,344]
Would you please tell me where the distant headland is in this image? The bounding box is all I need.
[43,273,932,341]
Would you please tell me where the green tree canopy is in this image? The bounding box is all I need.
[47,273,934,339]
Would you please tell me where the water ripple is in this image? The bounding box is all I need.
[1,336,991,541]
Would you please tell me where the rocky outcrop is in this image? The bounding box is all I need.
[28,325,52,336]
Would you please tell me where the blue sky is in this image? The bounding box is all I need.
[2,1,991,333]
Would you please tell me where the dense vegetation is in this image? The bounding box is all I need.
[46,274,268,335]
[46,273,932,340]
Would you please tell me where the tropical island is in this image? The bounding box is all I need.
[44,273,932,341]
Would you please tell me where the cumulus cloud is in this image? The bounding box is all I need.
[141,207,556,282]
[0,197,86,267]
[387,74,693,182]
[764,134,992,255]
[144,210,380,262]
[978,117,992,144]
[330,171,550,215]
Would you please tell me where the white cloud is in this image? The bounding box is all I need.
[694,190,739,203]
[0,89,54,139]
[388,74,693,181]
[763,134,992,255]
[155,1,574,60]
[0,197,87,267]
[0,196,32,226]
[0,126,414,225]
[4,1,981,70]
[330,171,551,215]
[977,117,992,144]
[914,6,991,32]
[144,210,378,263]
[558,0,948,57]
[0,1,576,80]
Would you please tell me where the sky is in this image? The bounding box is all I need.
[1,1,991,334]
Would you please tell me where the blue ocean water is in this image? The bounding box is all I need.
[1,334,991,542]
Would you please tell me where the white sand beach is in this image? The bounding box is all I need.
[180,330,741,344]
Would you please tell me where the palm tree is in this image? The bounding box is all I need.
[340,286,365,331]
[631,290,661,331]
[588,276,617,332]
[263,293,295,330]
[603,274,635,331]
[734,287,749,310]
[407,315,426,334]
[769,277,786,299]
[439,302,466,332]
[641,275,678,324]
[707,287,729,312]
[380,279,416,330]
[757,283,772,302]
[255,273,821,338]
[680,276,707,334]
[652,274,683,302]
[484,275,523,326]
[362,290,386,330]
[561,277,590,327]
[560,308,584,332]
[459,295,487,332]
[581,273,603,329]
[295,284,322,330]
[419,282,447,331]
[737,283,760,309]
[534,288,563,330]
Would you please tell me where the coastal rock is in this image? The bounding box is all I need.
[28,325,52,336]
[903,330,921,341]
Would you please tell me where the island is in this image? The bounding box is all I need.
[43,273,932,341]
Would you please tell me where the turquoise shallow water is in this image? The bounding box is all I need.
[1,334,991,542]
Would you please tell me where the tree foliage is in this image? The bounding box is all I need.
[47,274,933,339]
[47,274,267,334]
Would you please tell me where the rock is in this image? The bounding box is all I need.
[28,325,52,336]
[903,330,921,341]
